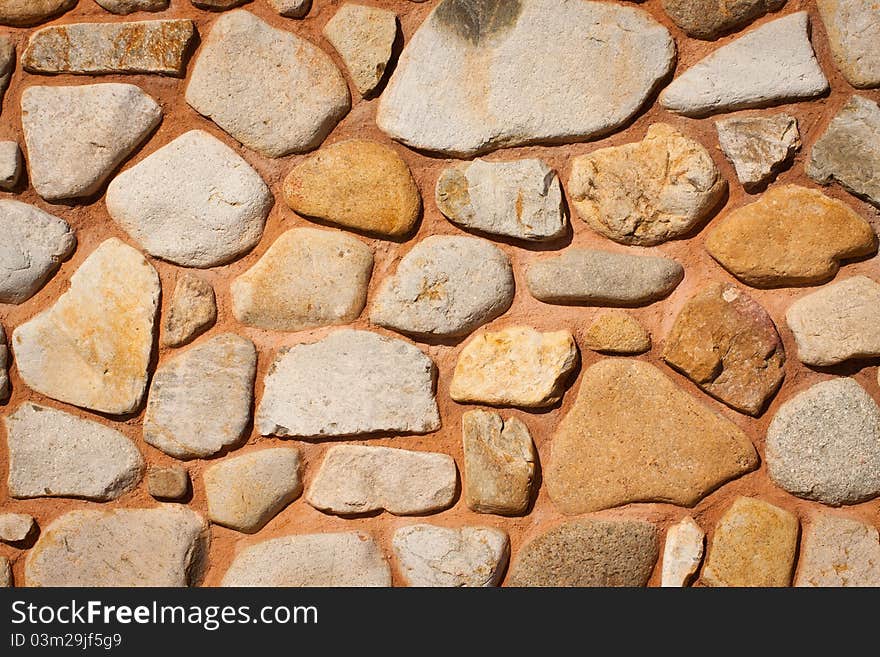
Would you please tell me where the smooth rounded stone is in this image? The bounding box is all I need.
[231,228,373,332]
[186,10,349,157]
[13,238,159,415]
[661,0,785,40]
[163,274,216,348]
[526,249,684,307]
[450,326,577,408]
[0,200,75,304]
[702,497,799,587]
[268,0,310,18]
[569,124,727,246]
[436,159,566,241]
[205,448,303,533]
[22,84,162,202]
[546,360,758,514]
[795,513,880,587]
[107,130,271,268]
[283,139,420,238]
[144,334,257,459]
[786,276,880,366]
[0,0,75,26]
[370,236,514,339]
[393,525,509,587]
[324,3,397,97]
[660,12,829,117]
[0,323,8,402]
[147,465,189,501]
[817,0,880,88]
[377,0,674,157]
[0,557,10,587]
[0,141,22,190]
[583,312,651,355]
[95,0,169,14]
[716,114,801,190]
[508,519,659,587]
[25,506,209,587]
[661,517,705,587]
[0,513,36,544]
[257,329,440,439]
[0,36,14,110]
[706,185,875,288]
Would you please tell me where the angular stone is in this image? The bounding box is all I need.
[25,507,208,587]
[546,359,758,514]
[205,448,303,533]
[583,312,651,354]
[702,497,799,587]
[569,124,727,246]
[186,10,350,157]
[95,0,169,14]
[324,3,397,96]
[258,329,440,438]
[107,130,272,268]
[283,139,420,238]
[508,519,659,587]
[0,141,22,191]
[526,249,684,306]
[0,324,8,402]
[462,410,536,515]
[0,0,75,27]
[0,36,13,110]
[147,465,189,501]
[4,402,144,501]
[13,239,159,415]
[268,0,310,18]
[661,517,705,587]
[450,327,578,408]
[661,0,785,39]
[817,0,880,89]
[163,274,216,347]
[795,513,880,587]
[661,12,829,117]
[0,201,75,304]
[706,185,875,287]
[144,334,257,459]
[716,114,801,189]
[0,557,9,587]
[378,0,674,156]
[0,514,36,544]
[370,236,514,338]
[436,159,566,241]
[231,228,373,332]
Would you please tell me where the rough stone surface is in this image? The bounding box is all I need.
[0,0,75,27]
[0,557,9,587]
[702,497,799,587]
[186,10,350,157]
[257,329,440,438]
[716,114,801,189]
[306,445,456,516]
[660,12,829,116]
[370,236,514,338]
[162,274,216,347]
[147,465,189,501]
[583,312,651,354]
[22,84,162,202]
[546,359,758,514]
[95,0,169,14]
[268,0,310,18]
[817,0,880,88]
[377,0,675,156]
[205,448,303,533]
[13,238,159,415]
[231,228,373,332]
[0,36,13,110]
[661,0,785,39]
[25,507,208,587]
[569,124,727,246]
[661,517,705,587]
[795,513,880,587]
[435,159,566,241]
[0,141,22,190]
[144,333,257,459]
[706,185,876,287]
[107,130,272,268]
[324,3,397,96]
[0,324,8,402]
[450,327,578,408]
[393,524,509,587]
[0,513,36,543]
[507,519,659,587]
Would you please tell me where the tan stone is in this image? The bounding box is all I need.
[661,0,785,40]
[163,274,216,348]
[0,513,36,543]
[0,0,75,27]
[795,513,880,587]
[147,465,189,501]
[323,3,397,97]
[583,312,651,354]
[661,517,705,587]
[0,556,10,587]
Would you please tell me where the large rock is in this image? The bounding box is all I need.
[817,0,880,89]
[661,0,785,40]
[546,359,758,514]
[162,274,216,347]
[377,0,674,156]
[323,3,397,97]
[0,324,8,402]
[716,114,801,189]
[661,517,705,587]
[257,329,440,438]
[95,0,169,14]
[13,239,159,415]
[583,311,651,355]
[795,513,880,587]
[0,37,14,112]
[0,0,75,26]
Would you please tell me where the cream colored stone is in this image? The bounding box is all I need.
[324,3,397,96]
[716,114,800,189]
[583,312,651,354]
[817,0,880,89]
[795,513,880,587]
[0,513,36,543]
[661,517,705,587]
[0,0,75,27]
[163,274,216,348]
[0,557,10,587]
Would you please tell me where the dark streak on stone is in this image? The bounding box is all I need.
[434,0,522,46]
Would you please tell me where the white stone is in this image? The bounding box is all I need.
[795,513,880,587]
[661,517,705,587]
[0,141,22,190]
[817,0,880,89]
[324,3,397,96]
[0,513,36,543]
[716,114,801,189]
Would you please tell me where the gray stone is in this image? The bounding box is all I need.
[0,513,36,543]
[0,324,8,402]
[817,0,880,89]
[268,0,310,18]
[795,513,880,587]
[95,0,169,14]
[716,114,801,189]
[0,557,9,587]
[163,274,216,347]
[0,141,22,190]
[147,466,189,501]
[0,36,13,110]
[661,0,785,40]
[324,3,397,97]
[0,0,75,27]
[661,517,705,587]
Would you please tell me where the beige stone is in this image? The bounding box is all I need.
[0,513,36,543]
[268,0,310,18]
[163,274,216,348]
[583,312,651,354]
[147,465,189,501]
[0,0,75,27]
[0,557,10,587]
[0,141,22,191]
[716,114,801,189]
[661,517,705,587]
[95,0,169,14]
[324,3,397,96]
[0,323,8,402]
[0,36,13,111]
[795,513,880,587]
[661,0,785,40]
[817,0,880,89]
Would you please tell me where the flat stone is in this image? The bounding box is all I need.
[163,274,216,347]
[205,448,303,533]
[147,465,189,501]
[0,36,13,110]
[569,124,727,246]
[0,324,8,402]
[144,333,257,459]
[661,0,785,39]
[95,0,169,14]
[13,238,159,415]
[231,228,373,332]
[436,159,566,241]
[370,236,514,339]
[0,200,75,304]
[268,0,310,18]
[786,276,880,366]
[526,249,684,306]
[4,402,144,501]
[0,141,22,190]
[507,519,659,587]
[0,0,75,26]
[25,506,208,587]
[817,0,880,88]
[0,513,36,543]
[661,517,705,587]
[450,326,578,408]
[324,3,397,97]
[191,0,248,9]
[706,185,875,287]
[282,139,420,238]
[379,0,673,156]
[702,497,799,587]
[257,329,440,438]
[107,130,272,268]
[795,513,880,587]
[393,525,509,587]
[583,311,651,354]
[546,359,758,514]
[0,557,9,587]
[716,114,801,189]
[186,10,349,157]
[663,283,785,415]
[462,410,536,515]
[306,445,456,516]
[22,84,162,202]
[660,12,829,117]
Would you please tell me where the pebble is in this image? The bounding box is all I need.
[0,0,75,27]
[268,0,310,18]
[716,114,801,189]
[817,0,880,89]
[324,3,397,97]
[0,324,8,402]
[0,513,36,544]
[661,517,705,587]
[162,274,216,347]
[795,513,880,587]
[147,465,189,501]
[583,312,651,354]
[191,0,248,9]
[0,36,13,109]
[661,0,785,40]
[95,0,169,14]
[0,141,22,190]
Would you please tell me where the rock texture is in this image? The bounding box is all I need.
[0,324,8,402]
[0,558,9,587]
[716,114,801,189]
[324,3,397,97]
[268,0,310,18]
[661,517,705,587]
[0,141,22,190]
[147,465,189,501]
[0,513,36,543]
[96,0,169,14]
[583,312,651,355]
[795,513,880,587]
[162,274,216,347]
[0,0,75,27]
[0,36,13,110]
[661,0,785,39]
[817,0,880,88]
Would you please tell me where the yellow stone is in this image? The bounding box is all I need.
[582,311,651,354]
